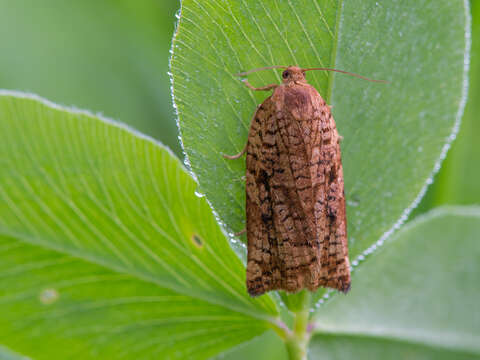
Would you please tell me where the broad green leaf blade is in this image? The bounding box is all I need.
[310,206,480,359]
[171,0,469,271]
[0,234,269,359]
[171,0,340,240]
[218,331,288,360]
[0,93,277,359]
[332,0,469,258]
[0,0,181,154]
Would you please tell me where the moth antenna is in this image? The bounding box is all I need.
[236,65,287,77]
[303,67,388,83]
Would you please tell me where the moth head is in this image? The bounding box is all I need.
[282,66,307,84]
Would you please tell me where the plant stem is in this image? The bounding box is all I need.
[285,290,311,360]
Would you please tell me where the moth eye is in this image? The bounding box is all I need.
[282,70,289,79]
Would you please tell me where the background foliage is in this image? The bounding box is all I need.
[0,0,181,154]
[419,0,480,208]
[0,0,478,359]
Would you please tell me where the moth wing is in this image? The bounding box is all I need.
[269,85,324,292]
[245,84,351,296]
[321,146,351,292]
[295,85,350,292]
[247,86,326,295]
[273,84,351,293]
[245,96,282,296]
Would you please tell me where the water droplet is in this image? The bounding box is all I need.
[39,288,59,305]
[194,191,205,198]
[347,200,359,207]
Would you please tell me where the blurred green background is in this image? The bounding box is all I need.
[418,0,480,210]
[0,0,477,358]
[0,0,181,155]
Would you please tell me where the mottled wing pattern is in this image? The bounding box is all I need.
[245,83,350,296]
[292,85,351,293]
[245,97,283,296]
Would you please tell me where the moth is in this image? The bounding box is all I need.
[224,65,384,297]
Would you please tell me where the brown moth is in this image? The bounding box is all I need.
[224,65,384,297]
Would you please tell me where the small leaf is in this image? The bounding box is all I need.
[311,206,480,359]
[171,0,469,276]
[0,93,277,359]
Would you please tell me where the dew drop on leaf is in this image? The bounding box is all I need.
[39,288,59,305]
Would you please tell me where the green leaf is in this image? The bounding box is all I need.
[419,0,480,210]
[171,0,469,270]
[310,206,480,359]
[218,331,288,360]
[0,92,278,359]
[0,0,181,154]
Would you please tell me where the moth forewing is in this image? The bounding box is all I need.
[225,66,356,296]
